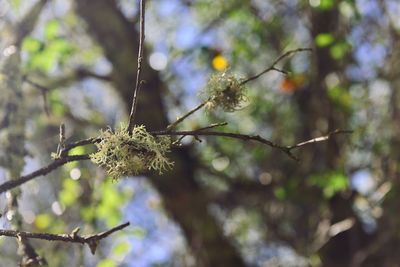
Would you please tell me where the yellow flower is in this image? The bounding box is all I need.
[212,55,229,71]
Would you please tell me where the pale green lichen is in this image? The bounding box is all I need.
[90,124,173,179]
[202,71,247,112]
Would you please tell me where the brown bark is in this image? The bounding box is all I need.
[299,4,370,266]
[74,0,245,266]
[0,1,49,265]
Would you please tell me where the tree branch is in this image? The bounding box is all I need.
[0,128,351,195]
[0,155,90,194]
[166,101,208,131]
[240,48,312,85]
[15,0,48,45]
[153,128,351,161]
[0,222,130,255]
[287,129,353,150]
[127,0,146,133]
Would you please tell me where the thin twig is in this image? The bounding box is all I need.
[270,67,289,75]
[60,137,98,157]
[127,0,146,133]
[56,123,66,158]
[23,76,49,92]
[287,129,353,150]
[171,122,228,145]
[23,76,51,116]
[15,0,49,45]
[153,129,296,158]
[166,101,208,131]
[0,155,90,194]
[241,48,312,85]
[153,130,277,146]
[0,222,130,255]
[153,129,351,161]
[195,122,228,131]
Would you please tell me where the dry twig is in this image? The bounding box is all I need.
[240,48,312,84]
[0,155,90,194]
[127,0,146,133]
[153,128,351,161]
[0,222,130,255]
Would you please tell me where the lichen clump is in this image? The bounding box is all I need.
[202,71,247,112]
[90,125,172,179]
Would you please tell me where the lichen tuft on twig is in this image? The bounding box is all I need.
[90,124,173,179]
[202,71,247,112]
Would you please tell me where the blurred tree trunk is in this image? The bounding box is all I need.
[293,3,371,266]
[352,20,400,267]
[74,0,245,266]
[0,1,48,265]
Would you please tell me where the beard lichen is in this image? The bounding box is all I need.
[202,71,247,112]
[90,124,173,179]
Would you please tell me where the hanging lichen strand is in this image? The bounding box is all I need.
[202,71,247,112]
[90,125,173,179]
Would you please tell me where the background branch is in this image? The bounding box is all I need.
[0,155,90,194]
[241,48,312,84]
[0,222,130,255]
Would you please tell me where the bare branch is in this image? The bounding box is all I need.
[0,128,350,195]
[287,129,353,150]
[75,68,112,82]
[240,48,312,85]
[172,122,227,145]
[166,101,208,131]
[0,222,130,255]
[0,127,350,195]
[127,0,146,133]
[195,122,228,131]
[0,155,90,194]
[16,0,48,45]
[153,128,351,161]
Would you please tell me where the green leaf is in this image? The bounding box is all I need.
[97,259,116,267]
[35,214,52,230]
[319,0,334,10]
[48,39,73,56]
[69,146,86,155]
[80,206,95,222]
[59,179,80,206]
[112,241,130,255]
[315,33,334,47]
[45,20,60,40]
[274,187,286,200]
[130,226,147,238]
[327,86,352,110]
[309,172,349,198]
[49,91,67,116]
[10,0,21,9]
[330,41,351,59]
[28,50,57,72]
[21,37,41,52]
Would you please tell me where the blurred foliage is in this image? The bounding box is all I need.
[1,0,400,266]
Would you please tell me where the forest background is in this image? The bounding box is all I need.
[0,0,399,266]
